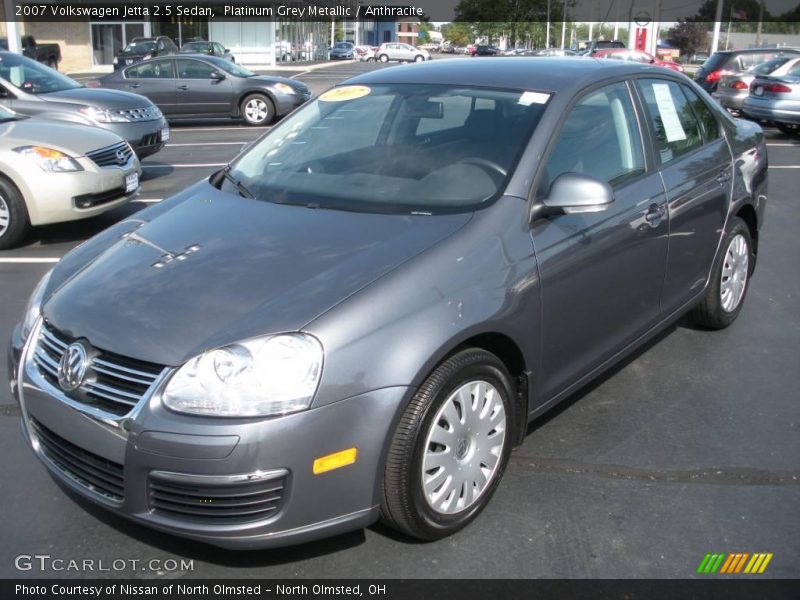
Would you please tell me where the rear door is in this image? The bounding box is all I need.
[120,59,177,114]
[635,78,732,315]
[532,81,669,400]
[175,58,234,116]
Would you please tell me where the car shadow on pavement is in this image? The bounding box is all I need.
[55,481,368,566]
[140,164,175,182]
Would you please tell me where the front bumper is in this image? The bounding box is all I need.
[9,322,407,550]
[102,118,169,159]
[271,92,311,118]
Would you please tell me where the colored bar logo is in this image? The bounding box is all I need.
[697,552,773,574]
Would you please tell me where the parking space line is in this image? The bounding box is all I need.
[142,163,227,168]
[166,142,246,147]
[766,143,798,147]
[768,165,800,169]
[137,199,162,203]
[170,127,267,132]
[0,257,60,263]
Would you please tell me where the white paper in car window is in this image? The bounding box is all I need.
[652,83,687,142]
[518,91,550,106]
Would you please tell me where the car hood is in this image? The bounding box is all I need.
[41,87,154,110]
[250,75,304,88]
[0,117,124,154]
[43,181,472,366]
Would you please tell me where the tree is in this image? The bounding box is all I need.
[441,22,474,46]
[667,20,709,55]
[454,0,554,47]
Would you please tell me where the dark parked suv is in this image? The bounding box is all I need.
[113,36,178,70]
[694,47,800,92]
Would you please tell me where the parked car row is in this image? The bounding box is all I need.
[113,36,237,70]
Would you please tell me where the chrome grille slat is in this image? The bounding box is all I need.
[86,141,134,168]
[117,106,161,121]
[33,323,166,417]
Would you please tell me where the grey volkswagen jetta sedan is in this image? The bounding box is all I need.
[8,58,768,549]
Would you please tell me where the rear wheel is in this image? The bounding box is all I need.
[380,348,513,540]
[0,178,30,250]
[690,217,754,329]
[240,94,274,126]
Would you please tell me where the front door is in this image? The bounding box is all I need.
[531,81,669,401]
[120,59,177,115]
[174,58,234,116]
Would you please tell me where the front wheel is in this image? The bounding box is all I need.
[775,122,799,136]
[378,54,389,63]
[0,178,30,250]
[240,94,274,126]
[380,348,513,540]
[414,55,425,62]
[690,216,754,329]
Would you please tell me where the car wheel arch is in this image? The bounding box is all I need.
[234,89,276,117]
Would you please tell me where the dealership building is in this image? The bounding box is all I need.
[0,4,420,72]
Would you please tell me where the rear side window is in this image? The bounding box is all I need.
[638,79,703,163]
[681,85,720,143]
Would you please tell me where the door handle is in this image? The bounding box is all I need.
[716,169,731,185]
[178,85,189,91]
[644,203,666,228]
[128,83,141,89]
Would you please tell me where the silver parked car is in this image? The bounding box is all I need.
[9,59,767,549]
[0,52,169,158]
[0,105,140,249]
[742,70,800,135]
[375,42,430,63]
[714,56,800,115]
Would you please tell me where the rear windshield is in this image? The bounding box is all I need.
[701,53,730,72]
[747,57,790,75]
[227,84,550,214]
[124,41,157,53]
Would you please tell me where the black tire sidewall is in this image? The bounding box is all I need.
[0,177,30,250]
[406,353,514,538]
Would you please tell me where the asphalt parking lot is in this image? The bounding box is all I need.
[0,60,798,579]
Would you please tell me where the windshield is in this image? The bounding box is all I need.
[226,84,549,214]
[124,41,157,53]
[0,53,81,94]
[748,57,790,75]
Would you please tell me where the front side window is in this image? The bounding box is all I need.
[638,79,703,163]
[125,59,174,79]
[543,82,645,191]
[227,84,550,213]
[177,59,219,79]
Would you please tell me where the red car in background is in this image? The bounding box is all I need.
[593,49,684,73]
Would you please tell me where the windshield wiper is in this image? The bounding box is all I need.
[219,166,255,199]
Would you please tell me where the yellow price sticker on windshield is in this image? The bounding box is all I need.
[319,85,371,102]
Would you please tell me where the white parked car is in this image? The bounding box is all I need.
[375,43,430,63]
[0,106,140,248]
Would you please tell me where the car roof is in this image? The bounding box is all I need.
[714,47,800,55]
[344,57,670,93]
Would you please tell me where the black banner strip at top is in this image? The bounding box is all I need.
[4,579,800,600]
[9,0,800,23]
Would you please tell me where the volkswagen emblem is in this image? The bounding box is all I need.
[58,343,88,392]
[115,148,128,165]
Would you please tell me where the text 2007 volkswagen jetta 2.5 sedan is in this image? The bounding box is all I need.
[8,59,767,549]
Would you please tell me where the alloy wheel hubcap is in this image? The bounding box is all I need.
[421,380,506,515]
[0,196,9,237]
[720,233,749,312]
[245,99,268,123]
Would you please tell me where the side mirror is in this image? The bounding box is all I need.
[210,71,225,81]
[540,173,614,215]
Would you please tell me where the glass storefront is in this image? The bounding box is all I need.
[275,21,331,63]
[91,22,145,65]
[151,19,209,47]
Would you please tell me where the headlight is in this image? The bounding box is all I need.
[163,333,323,417]
[20,269,53,343]
[274,83,296,95]
[13,146,83,172]
[78,106,131,123]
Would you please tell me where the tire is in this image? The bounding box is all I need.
[0,177,31,250]
[775,122,799,136]
[379,54,389,63]
[240,93,274,126]
[690,217,754,329]
[380,348,514,541]
[414,55,425,62]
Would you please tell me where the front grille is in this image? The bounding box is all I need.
[139,132,160,147]
[118,106,161,121]
[32,322,165,417]
[29,417,125,502]
[86,141,133,168]
[149,472,288,524]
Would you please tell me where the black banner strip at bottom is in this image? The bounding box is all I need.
[3,579,800,600]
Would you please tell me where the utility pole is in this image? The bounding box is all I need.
[546,0,551,48]
[711,0,724,53]
[560,0,567,49]
[755,0,764,46]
